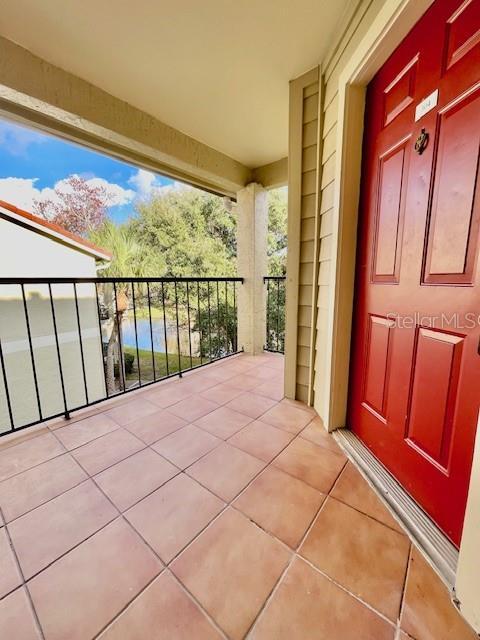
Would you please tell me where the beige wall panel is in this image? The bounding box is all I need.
[296,360,310,383]
[299,261,314,286]
[302,145,318,173]
[322,125,337,163]
[302,121,318,148]
[323,87,339,117]
[318,260,330,286]
[319,234,332,262]
[298,305,311,327]
[285,67,319,401]
[320,181,335,213]
[321,154,336,189]
[297,326,311,348]
[320,210,333,238]
[304,82,319,99]
[296,383,309,403]
[298,285,313,307]
[301,194,317,219]
[301,169,317,196]
[301,217,316,242]
[303,93,319,124]
[323,94,338,135]
[300,240,314,263]
[317,284,330,310]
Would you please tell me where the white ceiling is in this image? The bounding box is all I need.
[0,0,351,167]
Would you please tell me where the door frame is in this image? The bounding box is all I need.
[326,0,479,627]
[325,0,434,431]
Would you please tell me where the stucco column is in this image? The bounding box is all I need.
[236,183,268,355]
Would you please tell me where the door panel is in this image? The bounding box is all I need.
[444,0,480,70]
[349,0,480,546]
[372,140,409,282]
[363,315,394,419]
[406,327,464,468]
[424,88,480,284]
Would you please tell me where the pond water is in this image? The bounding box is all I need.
[121,317,199,354]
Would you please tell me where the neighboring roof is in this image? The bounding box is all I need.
[0,200,112,262]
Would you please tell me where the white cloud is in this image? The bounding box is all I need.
[127,168,183,200]
[128,169,158,197]
[0,174,135,212]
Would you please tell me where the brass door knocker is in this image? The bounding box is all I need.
[414,128,429,155]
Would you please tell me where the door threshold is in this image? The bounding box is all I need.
[333,428,458,589]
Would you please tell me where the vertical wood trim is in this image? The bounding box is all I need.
[325,82,365,429]
[285,66,319,399]
[307,74,325,406]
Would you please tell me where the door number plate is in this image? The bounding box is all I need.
[415,89,439,122]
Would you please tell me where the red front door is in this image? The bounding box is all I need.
[349,0,480,546]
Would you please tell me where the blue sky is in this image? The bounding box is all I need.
[0,117,174,223]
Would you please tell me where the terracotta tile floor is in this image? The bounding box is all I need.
[0,353,475,640]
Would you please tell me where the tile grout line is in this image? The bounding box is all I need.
[0,505,46,640]
[396,544,414,638]
[167,570,231,640]
[0,357,338,639]
[4,380,403,637]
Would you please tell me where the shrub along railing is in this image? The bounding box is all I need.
[0,276,243,436]
[264,276,286,354]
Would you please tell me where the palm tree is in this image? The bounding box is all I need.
[89,222,159,393]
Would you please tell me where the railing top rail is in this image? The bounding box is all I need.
[263,276,286,281]
[0,276,244,285]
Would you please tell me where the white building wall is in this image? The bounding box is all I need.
[0,220,106,432]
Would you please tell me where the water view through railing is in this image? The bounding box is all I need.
[0,276,243,436]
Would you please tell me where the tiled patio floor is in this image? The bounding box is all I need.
[0,353,475,639]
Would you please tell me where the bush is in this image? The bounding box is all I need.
[114,351,135,377]
[124,351,135,374]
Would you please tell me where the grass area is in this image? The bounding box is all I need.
[123,346,202,381]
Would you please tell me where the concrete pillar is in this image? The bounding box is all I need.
[236,183,268,355]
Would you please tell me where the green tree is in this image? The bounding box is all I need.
[89,220,160,277]
[89,221,158,392]
[130,187,236,277]
[267,187,288,276]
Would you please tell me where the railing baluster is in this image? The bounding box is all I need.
[207,281,212,361]
[224,281,228,355]
[113,282,126,392]
[0,277,243,437]
[21,284,42,421]
[276,280,280,351]
[263,276,286,354]
[147,283,156,382]
[73,283,89,405]
[186,281,193,369]
[174,280,182,376]
[48,283,69,417]
[0,336,14,431]
[197,281,202,365]
[94,283,109,399]
[216,281,221,359]
[233,281,237,352]
[266,277,270,350]
[131,283,142,388]
[161,281,170,378]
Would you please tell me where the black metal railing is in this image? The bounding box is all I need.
[264,276,286,353]
[0,276,243,436]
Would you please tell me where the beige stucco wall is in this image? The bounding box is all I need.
[0,221,106,432]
